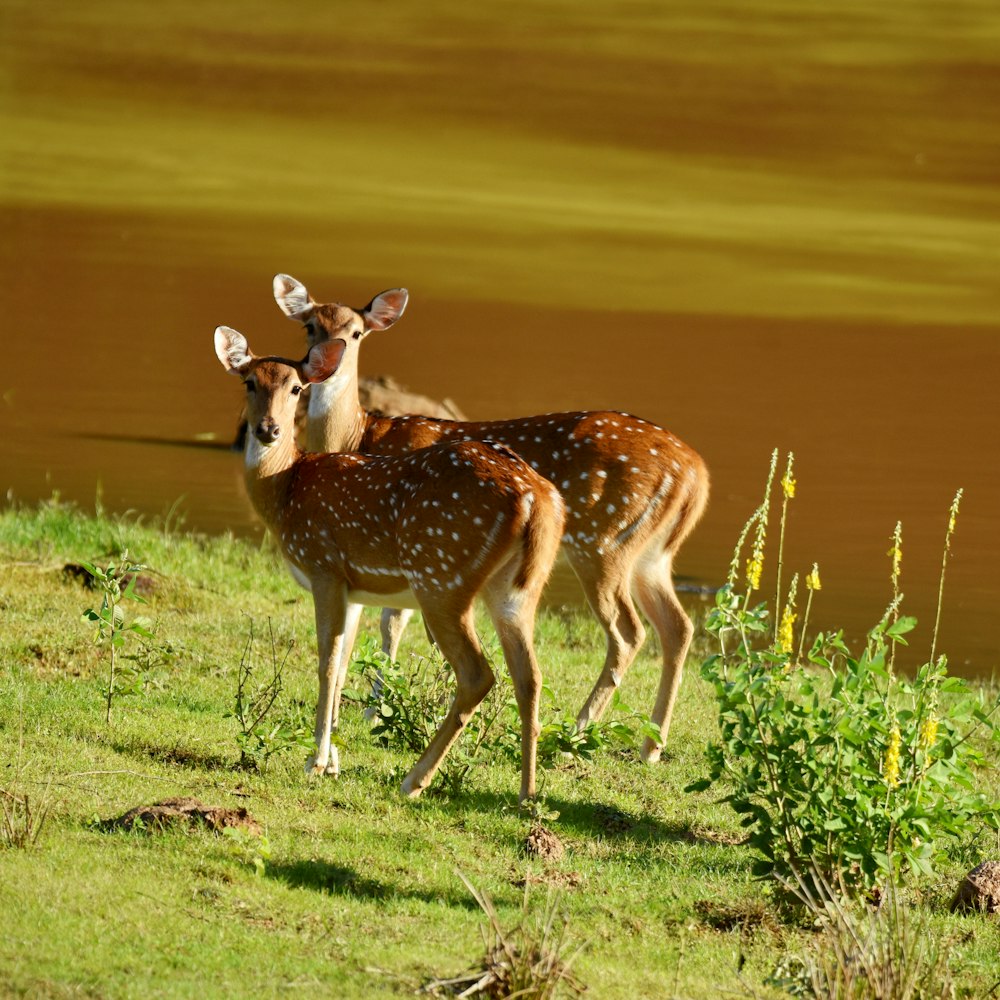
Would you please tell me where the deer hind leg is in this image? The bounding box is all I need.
[307,584,351,776]
[399,604,494,799]
[632,549,694,764]
[483,578,544,803]
[379,608,412,663]
[363,608,414,720]
[573,554,647,730]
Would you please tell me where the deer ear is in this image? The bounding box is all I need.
[302,338,347,383]
[273,274,315,320]
[362,288,408,332]
[215,326,253,375]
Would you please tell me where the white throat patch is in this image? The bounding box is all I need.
[244,435,270,470]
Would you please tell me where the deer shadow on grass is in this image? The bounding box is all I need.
[450,786,744,854]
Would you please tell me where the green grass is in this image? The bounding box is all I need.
[1,501,998,998]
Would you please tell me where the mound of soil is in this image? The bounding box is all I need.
[952,860,1000,914]
[524,823,564,861]
[100,796,261,835]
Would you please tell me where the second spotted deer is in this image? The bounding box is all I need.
[273,275,710,763]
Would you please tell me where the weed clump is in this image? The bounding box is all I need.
[227,615,312,772]
[423,874,585,999]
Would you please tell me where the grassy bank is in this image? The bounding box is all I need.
[1,501,998,998]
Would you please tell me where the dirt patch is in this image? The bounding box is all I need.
[684,825,748,847]
[513,869,583,891]
[100,796,261,835]
[952,860,1000,914]
[524,823,564,861]
[592,804,634,835]
[694,898,778,934]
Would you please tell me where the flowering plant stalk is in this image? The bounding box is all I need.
[688,465,998,894]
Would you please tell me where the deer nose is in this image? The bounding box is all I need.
[255,421,281,444]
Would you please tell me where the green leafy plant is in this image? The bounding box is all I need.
[227,616,313,772]
[348,637,659,794]
[688,454,999,894]
[349,637,519,796]
[222,826,271,877]
[80,550,153,724]
[120,624,178,695]
[537,690,659,766]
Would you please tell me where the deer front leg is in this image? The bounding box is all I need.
[307,582,349,777]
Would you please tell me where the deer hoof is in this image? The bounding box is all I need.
[640,738,662,765]
[305,755,340,778]
[399,775,423,799]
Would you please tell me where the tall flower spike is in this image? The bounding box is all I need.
[930,488,963,666]
[729,508,760,588]
[774,452,796,638]
[888,521,903,598]
[781,457,796,499]
[883,724,902,789]
[919,713,939,752]
[777,605,797,656]
[806,564,821,591]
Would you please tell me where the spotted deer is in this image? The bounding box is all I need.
[273,275,710,763]
[214,326,564,800]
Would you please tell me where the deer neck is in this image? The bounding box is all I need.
[242,432,300,532]
[306,364,368,453]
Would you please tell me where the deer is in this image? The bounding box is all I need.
[272,275,710,765]
[214,325,564,801]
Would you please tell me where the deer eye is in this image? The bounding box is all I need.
[291,385,302,396]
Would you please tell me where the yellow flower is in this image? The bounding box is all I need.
[746,554,763,592]
[777,607,797,655]
[883,726,901,789]
[806,564,821,591]
[919,714,939,751]
[888,522,903,590]
[781,472,796,499]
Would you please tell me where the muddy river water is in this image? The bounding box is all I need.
[2,2,999,673]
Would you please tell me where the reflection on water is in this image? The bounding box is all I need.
[2,2,999,673]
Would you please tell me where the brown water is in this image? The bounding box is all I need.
[2,2,1000,673]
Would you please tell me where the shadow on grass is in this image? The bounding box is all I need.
[111,738,234,772]
[449,787,744,851]
[267,858,479,909]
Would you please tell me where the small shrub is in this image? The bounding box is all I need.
[349,637,518,795]
[227,616,313,771]
[688,454,999,894]
[1,785,50,851]
[1,704,51,851]
[349,637,658,794]
[222,826,271,877]
[80,549,153,723]
[537,690,658,766]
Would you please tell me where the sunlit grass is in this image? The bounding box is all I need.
[0,502,998,997]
